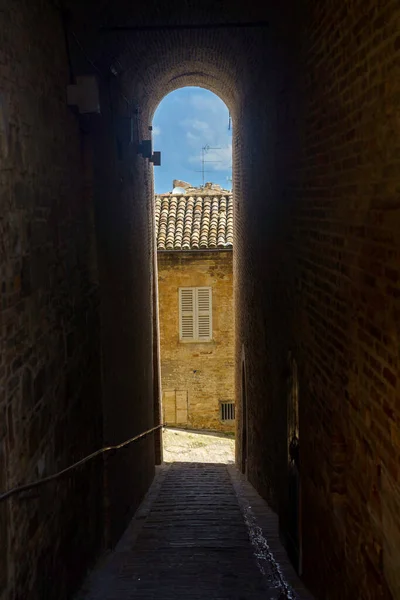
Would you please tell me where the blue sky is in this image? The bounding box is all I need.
[152,87,232,194]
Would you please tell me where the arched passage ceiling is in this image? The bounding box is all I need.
[119,36,242,120]
[64,0,279,122]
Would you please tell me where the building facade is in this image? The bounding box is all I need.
[156,184,234,433]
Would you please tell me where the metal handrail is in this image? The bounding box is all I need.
[0,423,165,503]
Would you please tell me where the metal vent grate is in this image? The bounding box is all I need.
[220,402,235,422]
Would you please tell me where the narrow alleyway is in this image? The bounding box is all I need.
[76,460,312,600]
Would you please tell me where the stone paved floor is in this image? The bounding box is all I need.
[76,463,313,600]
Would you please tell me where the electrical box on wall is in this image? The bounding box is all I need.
[138,139,152,159]
[151,151,161,166]
[137,139,161,166]
[67,76,101,114]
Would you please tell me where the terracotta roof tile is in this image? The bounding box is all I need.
[155,193,233,250]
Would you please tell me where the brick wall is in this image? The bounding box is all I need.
[158,251,234,433]
[291,2,400,598]
[59,0,161,551]
[0,3,103,599]
[113,1,399,597]
[233,2,400,599]
[2,1,399,599]
[88,84,157,547]
[70,0,399,594]
[0,2,158,598]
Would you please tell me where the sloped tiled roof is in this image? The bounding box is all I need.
[155,194,233,250]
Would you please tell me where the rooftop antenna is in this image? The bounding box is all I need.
[199,144,221,186]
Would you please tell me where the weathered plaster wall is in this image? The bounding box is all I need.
[158,251,234,433]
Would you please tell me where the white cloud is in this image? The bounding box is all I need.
[182,112,232,172]
[183,119,215,146]
[209,145,232,171]
[188,144,232,171]
[190,94,223,114]
[188,119,209,132]
[152,125,161,136]
[181,119,215,150]
[186,131,199,143]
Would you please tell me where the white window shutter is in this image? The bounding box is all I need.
[179,288,195,340]
[196,287,212,341]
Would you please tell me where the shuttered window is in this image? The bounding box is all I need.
[179,288,195,340]
[179,287,212,342]
[197,288,212,340]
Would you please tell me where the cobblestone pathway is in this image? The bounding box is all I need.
[77,463,312,600]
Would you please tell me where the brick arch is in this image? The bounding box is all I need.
[150,80,233,126]
[143,63,237,122]
[116,29,250,126]
[93,24,252,550]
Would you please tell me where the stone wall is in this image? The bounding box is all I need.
[0,3,103,599]
[158,251,234,433]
